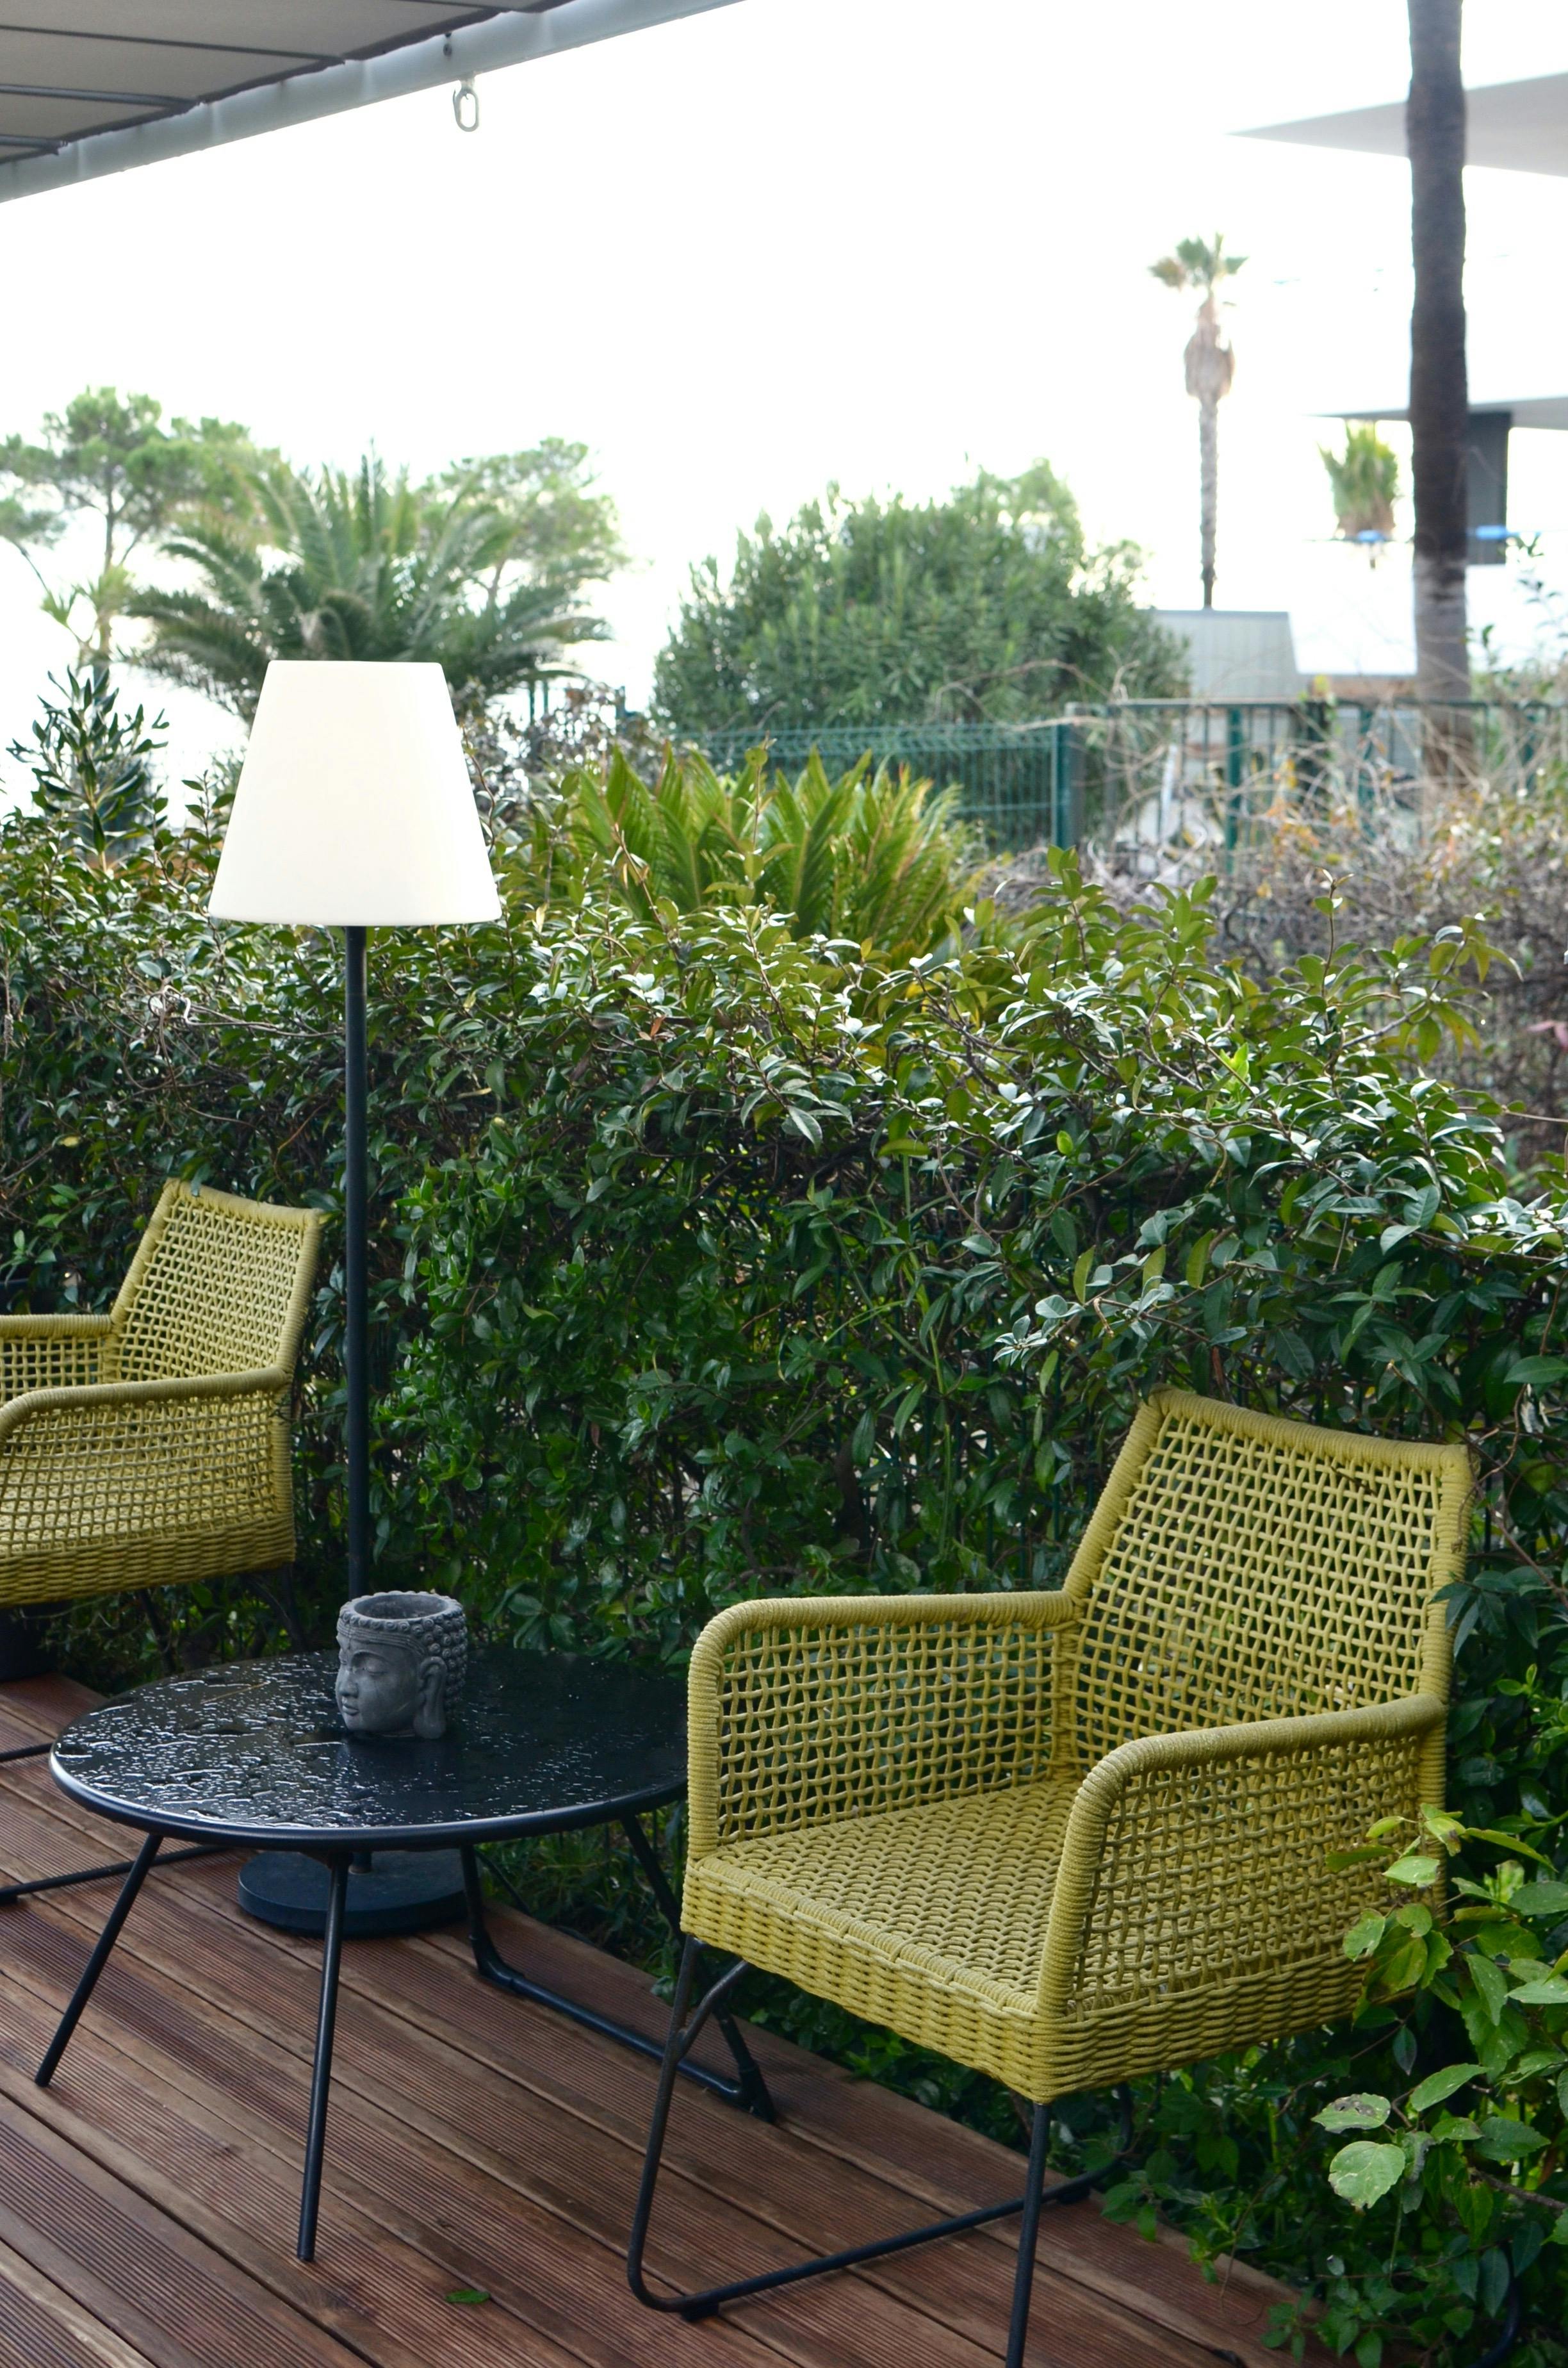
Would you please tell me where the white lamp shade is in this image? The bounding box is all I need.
[209,661,502,926]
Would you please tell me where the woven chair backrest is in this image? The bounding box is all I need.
[113,1183,319,1383]
[1063,1389,1470,1766]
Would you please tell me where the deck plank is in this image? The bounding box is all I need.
[0,2230,159,2368]
[2,1677,1334,2367]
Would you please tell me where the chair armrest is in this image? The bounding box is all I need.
[1039,1695,1446,2021]
[0,1366,289,1433]
[688,1591,1080,1856]
[0,1315,114,1400]
[0,1369,293,1555]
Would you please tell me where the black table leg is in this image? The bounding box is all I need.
[4,1840,231,1910]
[461,1827,775,2119]
[297,1854,348,2263]
[36,1829,163,2087]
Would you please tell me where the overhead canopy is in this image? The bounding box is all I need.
[0,0,740,202]
[1322,398,1568,432]
[1242,70,1568,177]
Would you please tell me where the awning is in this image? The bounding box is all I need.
[0,0,740,203]
[1241,71,1568,178]
[1321,399,1568,432]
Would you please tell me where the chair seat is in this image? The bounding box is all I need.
[683,1775,1081,2088]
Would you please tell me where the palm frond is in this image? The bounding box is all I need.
[138,445,613,711]
[560,745,978,955]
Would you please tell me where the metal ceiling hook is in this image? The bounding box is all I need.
[452,76,479,133]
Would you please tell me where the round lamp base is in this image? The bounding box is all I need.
[237,1848,468,1938]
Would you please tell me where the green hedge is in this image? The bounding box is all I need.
[4,798,1568,2358]
[382,882,1562,1640]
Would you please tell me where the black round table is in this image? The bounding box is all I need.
[39,1647,771,2260]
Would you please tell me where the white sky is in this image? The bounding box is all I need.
[3,0,1568,791]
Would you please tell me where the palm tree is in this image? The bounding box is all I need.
[1407,0,1469,711]
[131,454,608,719]
[1150,234,1246,609]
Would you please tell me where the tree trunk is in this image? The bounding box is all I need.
[1198,397,1218,609]
[1407,0,1471,727]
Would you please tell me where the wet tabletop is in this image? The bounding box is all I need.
[50,1648,687,1850]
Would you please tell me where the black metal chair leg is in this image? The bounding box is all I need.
[1005,2103,1051,2368]
[35,1830,162,2086]
[629,1939,1131,2330]
[0,1739,50,1765]
[297,1854,348,2263]
[627,1934,702,2309]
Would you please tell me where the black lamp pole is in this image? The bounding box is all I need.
[241,918,466,1939]
[343,926,370,1594]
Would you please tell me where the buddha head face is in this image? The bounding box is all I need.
[335,1592,468,1741]
[336,1638,432,1736]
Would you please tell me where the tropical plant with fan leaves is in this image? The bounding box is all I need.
[131,452,613,718]
[557,743,983,957]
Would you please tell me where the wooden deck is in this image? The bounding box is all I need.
[0,1673,1335,2368]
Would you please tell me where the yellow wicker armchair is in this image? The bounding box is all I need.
[0,1182,320,1905]
[1,1180,320,1611]
[627,1388,1471,2365]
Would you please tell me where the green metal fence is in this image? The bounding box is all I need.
[691,702,1568,854]
[694,723,1076,850]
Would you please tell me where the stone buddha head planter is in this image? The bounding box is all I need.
[335,1591,468,1741]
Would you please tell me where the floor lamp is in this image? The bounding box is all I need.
[209,661,500,1935]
